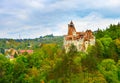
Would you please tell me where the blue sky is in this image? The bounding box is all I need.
[0,0,120,39]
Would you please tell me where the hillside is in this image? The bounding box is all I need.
[0,35,63,52]
[0,23,120,83]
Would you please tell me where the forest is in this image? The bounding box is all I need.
[0,23,120,83]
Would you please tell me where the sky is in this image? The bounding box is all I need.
[0,0,120,39]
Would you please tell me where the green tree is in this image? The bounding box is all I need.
[100,37,112,58]
[95,28,104,39]
[98,59,119,83]
[0,55,13,83]
[116,60,120,81]
[95,39,104,59]
[13,56,28,83]
[47,44,81,83]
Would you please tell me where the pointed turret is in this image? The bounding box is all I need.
[70,20,73,24]
[69,20,74,26]
[68,21,76,35]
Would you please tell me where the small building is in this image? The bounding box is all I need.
[5,48,18,59]
[64,21,95,52]
[19,50,33,54]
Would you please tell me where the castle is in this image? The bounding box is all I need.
[64,21,95,52]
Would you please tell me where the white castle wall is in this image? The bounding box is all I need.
[64,37,95,52]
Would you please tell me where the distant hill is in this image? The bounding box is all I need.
[0,35,64,51]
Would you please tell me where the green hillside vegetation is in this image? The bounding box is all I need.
[0,35,63,51]
[0,23,120,83]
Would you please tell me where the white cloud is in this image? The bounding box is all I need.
[42,0,120,12]
[53,13,120,36]
[105,0,120,8]
[24,0,45,9]
[0,8,29,21]
[1,12,119,39]
[0,0,120,38]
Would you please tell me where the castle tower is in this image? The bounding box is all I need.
[68,21,76,35]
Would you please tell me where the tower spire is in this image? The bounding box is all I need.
[70,20,73,25]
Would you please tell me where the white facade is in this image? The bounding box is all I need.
[64,36,95,52]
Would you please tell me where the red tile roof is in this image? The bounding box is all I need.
[19,50,33,54]
[65,21,94,41]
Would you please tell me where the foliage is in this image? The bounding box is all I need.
[98,59,120,83]
[0,23,120,83]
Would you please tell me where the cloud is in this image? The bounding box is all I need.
[0,0,120,38]
[22,0,45,9]
[53,13,120,36]
[0,12,120,39]
[37,0,120,12]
